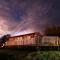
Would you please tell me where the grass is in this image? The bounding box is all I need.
[0,48,60,60]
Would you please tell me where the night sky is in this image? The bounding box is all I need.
[0,0,60,36]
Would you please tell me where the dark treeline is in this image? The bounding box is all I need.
[45,26,60,36]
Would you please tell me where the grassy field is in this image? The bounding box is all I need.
[0,48,60,60]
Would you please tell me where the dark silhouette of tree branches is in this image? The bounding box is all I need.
[0,34,11,47]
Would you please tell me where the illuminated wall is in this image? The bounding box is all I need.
[42,36,58,46]
[5,32,40,46]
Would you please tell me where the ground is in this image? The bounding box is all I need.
[0,48,60,60]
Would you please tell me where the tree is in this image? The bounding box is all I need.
[0,34,11,47]
[45,26,60,36]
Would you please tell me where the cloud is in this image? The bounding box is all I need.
[13,1,52,35]
[0,0,59,36]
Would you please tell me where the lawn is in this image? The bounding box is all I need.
[0,48,60,60]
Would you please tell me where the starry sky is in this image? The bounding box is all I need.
[0,0,60,36]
